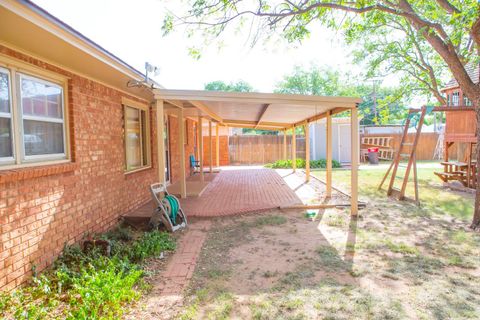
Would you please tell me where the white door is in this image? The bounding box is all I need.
[338,124,351,163]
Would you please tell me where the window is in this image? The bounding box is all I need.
[0,64,68,168]
[464,95,473,106]
[452,91,460,106]
[0,68,13,161]
[123,100,150,172]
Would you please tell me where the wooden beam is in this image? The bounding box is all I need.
[255,104,270,129]
[223,123,287,131]
[293,107,351,127]
[280,203,366,210]
[305,122,310,182]
[156,100,166,185]
[350,107,359,215]
[292,127,297,172]
[223,119,291,128]
[198,115,204,182]
[209,120,213,174]
[154,89,362,107]
[177,108,187,198]
[190,100,224,124]
[215,123,220,167]
[326,111,332,197]
[283,129,287,160]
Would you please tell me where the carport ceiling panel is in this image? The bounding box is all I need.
[205,101,269,122]
[261,104,330,124]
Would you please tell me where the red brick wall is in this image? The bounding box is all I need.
[202,136,229,166]
[0,45,161,291]
[168,116,196,181]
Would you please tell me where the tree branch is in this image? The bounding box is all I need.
[435,0,460,14]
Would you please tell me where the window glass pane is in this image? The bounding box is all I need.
[0,70,12,159]
[21,76,63,119]
[23,120,64,156]
[125,106,142,170]
[141,110,148,166]
[0,71,10,113]
[0,118,13,158]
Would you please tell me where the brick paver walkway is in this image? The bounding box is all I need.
[181,169,301,217]
[159,220,211,295]
[127,220,211,319]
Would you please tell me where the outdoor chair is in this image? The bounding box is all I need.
[149,183,187,232]
[189,154,201,176]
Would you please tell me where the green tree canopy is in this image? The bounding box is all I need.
[275,65,409,125]
[204,80,254,92]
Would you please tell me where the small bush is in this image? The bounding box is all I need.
[0,228,176,320]
[265,158,341,169]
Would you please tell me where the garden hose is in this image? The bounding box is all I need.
[165,195,179,225]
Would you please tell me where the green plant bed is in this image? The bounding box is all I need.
[0,227,176,320]
[265,158,341,169]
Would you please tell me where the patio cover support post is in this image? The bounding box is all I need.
[176,107,187,198]
[209,120,213,174]
[216,124,220,167]
[326,111,332,198]
[156,100,166,185]
[350,107,359,215]
[292,127,297,172]
[197,116,204,182]
[305,123,310,182]
[283,129,287,160]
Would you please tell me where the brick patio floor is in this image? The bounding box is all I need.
[180,168,302,217]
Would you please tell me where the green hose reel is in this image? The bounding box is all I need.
[163,195,179,225]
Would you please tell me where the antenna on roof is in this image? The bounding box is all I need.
[145,62,160,83]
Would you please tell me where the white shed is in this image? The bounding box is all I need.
[310,117,353,164]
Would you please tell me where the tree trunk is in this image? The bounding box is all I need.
[473,104,480,229]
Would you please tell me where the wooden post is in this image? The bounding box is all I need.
[292,127,297,172]
[350,107,359,215]
[283,129,287,159]
[209,120,213,174]
[156,100,166,185]
[215,124,220,167]
[197,115,204,182]
[305,123,310,182]
[326,111,332,197]
[177,108,187,198]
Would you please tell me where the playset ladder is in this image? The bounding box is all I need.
[378,107,428,203]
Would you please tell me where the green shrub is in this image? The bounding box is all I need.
[265,158,341,169]
[0,229,176,320]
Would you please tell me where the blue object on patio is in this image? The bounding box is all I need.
[189,154,201,175]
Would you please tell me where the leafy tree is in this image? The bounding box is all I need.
[275,65,408,125]
[165,1,480,229]
[205,80,254,92]
[347,14,449,105]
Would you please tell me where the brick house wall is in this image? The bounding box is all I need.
[168,116,196,180]
[202,136,229,166]
[0,45,164,291]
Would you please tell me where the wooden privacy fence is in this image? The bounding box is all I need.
[361,132,446,161]
[229,135,305,165]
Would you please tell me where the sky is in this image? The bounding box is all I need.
[32,0,392,93]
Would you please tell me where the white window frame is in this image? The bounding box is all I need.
[18,73,67,162]
[0,67,15,165]
[0,55,70,170]
[452,91,460,106]
[464,95,472,107]
[123,98,151,173]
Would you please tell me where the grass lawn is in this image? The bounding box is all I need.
[175,165,479,320]
[312,164,474,222]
